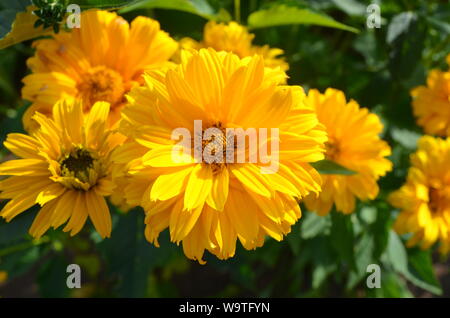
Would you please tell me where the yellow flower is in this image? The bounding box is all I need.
[116,48,326,263]
[0,271,7,284]
[303,88,392,215]
[410,55,450,136]
[179,21,288,71]
[0,99,124,238]
[389,136,450,254]
[0,6,50,49]
[21,9,178,131]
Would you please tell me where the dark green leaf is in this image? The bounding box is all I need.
[330,211,355,267]
[331,0,366,17]
[406,248,442,295]
[247,5,359,33]
[300,211,331,239]
[119,0,231,21]
[311,159,357,175]
[347,232,374,290]
[426,16,450,34]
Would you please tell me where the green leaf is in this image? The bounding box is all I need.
[386,12,425,81]
[300,211,331,239]
[390,127,420,150]
[310,236,337,289]
[426,16,450,34]
[119,0,231,21]
[386,12,417,45]
[75,0,142,9]
[406,248,442,295]
[367,271,413,298]
[247,5,359,33]
[331,0,366,17]
[0,209,35,246]
[311,159,357,175]
[330,211,355,267]
[286,222,301,256]
[37,253,70,297]
[98,207,180,297]
[98,209,148,297]
[386,231,409,274]
[371,207,392,259]
[385,231,442,295]
[347,232,374,290]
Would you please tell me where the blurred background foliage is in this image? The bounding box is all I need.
[1,0,450,298]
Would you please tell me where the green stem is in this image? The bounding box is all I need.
[234,0,241,23]
[250,0,257,13]
[0,237,49,257]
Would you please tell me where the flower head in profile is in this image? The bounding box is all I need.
[179,21,288,71]
[389,136,450,254]
[303,88,392,215]
[0,99,123,238]
[116,48,326,263]
[411,54,450,136]
[22,9,178,131]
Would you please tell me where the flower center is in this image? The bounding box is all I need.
[58,147,101,191]
[197,122,233,175]
[77,66,125,109]
[428,186,450,213]
[325,138,340,160]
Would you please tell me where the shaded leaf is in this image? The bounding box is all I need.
[311,159,357,175]
[248,5,359,33]
[119,0,231,21]
[300,211,331,239]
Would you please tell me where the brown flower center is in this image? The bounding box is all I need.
[325,138,340,160]
[58,147,102,191]
[195,122,235,175]
[429,187,443,213]
[77,66,125,109]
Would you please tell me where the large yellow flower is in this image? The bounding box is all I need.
[21,9,178,131]
[116,48,326,263]
[0,100,123,238]
[303,88,392,215]
[410,54,450,136]
[179,21,288,71]
[389,136,450,254]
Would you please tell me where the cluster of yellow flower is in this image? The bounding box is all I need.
[389,56,450,255]
[0,9,446,262]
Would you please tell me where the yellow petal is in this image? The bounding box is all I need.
[206,168,229,211]
[150,167,193,201]
[184,164,213,211]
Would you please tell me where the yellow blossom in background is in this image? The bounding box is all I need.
[410,53,450,137]
[0,99,124,238]
[389,136,450,254]
[0,271,7,284]
[0,6,50,49]
[303,88,392,215]
[179,21,288,71]
[116,48,326,263]
[21,9,178,131]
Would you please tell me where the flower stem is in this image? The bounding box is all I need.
[234,0,241,23]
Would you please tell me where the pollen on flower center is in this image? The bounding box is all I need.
[428,186,450,213]
[77,66,125,108]
[196,122,234,175]
[325,138,340,160]
[59,148,101,190]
